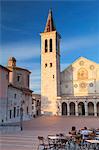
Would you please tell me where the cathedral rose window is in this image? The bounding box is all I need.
[90,65,95,70]
[89,83,94,87]
[74,84,78,88]
[79,82,87,88]
[79,61,84,66]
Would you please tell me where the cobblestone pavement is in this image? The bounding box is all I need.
[0,116,99,150]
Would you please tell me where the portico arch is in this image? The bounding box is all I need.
[97,102,99,116]
[78,102,85,116]
[62,102,67,115]
[70,102,75,115]
[88,102,94,116]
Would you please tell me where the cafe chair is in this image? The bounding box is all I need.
[37,136,49,150]
[47,135,57,149]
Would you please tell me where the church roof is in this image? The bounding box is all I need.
[72,56,98,66]
[0,65,11,72]
[8,57,16,62]
[61,56,98,73]
[44,9,56,32]
[7,66,31,73]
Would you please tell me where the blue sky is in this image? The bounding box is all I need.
[1,0,99,93]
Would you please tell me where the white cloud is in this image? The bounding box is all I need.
[30,79,41,94]
[30,68,41,94]
[61,34,99,53]
[0,41,40,65]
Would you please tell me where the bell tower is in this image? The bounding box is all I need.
[40,10,61,115]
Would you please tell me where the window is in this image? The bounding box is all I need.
[6,74,9,80]
[14,94,16,99]
[10,110,12,119]
[45,39,48,52]
[17,108,19,117]
[53,75,54,79]
[27,106,28,114]
[50,39,52,52]
[27,75,29,87]
[14,107,16,118]
[50,63,52,67]
[32,99,34,104]
[17,75,20,82]
[37,100,39,106]
[45,63,47,68]
[32,106,34,110]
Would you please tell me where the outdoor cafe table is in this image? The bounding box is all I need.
[95,136,99,140]
[85,140,99,150]
[48,135,68,149]
[48,134,72,140]
[48,135,66,140]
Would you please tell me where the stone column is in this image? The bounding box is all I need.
[67,102,70,116]
[94,102,97,116]
[85,102,88,116]
[75,102,78,116]
[57,97,62,116]
[58,102,62,116]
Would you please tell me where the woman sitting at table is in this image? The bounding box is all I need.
[69,126,77,135]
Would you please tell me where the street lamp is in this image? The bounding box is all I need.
[20,101,24,131]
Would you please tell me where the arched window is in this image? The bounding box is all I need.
[45,39,48,52]
[50,63,52,67]
[50,39,52,52]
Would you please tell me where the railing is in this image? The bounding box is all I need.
[88,113,94,116]
[0,124,20,133]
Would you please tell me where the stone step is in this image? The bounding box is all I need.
[1,135,38,150]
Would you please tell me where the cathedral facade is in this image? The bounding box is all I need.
[41,10,99,116]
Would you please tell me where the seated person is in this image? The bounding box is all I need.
[80,127,89,140]
[75,132,82,145]
[89,129,96,139]
[69,126,77,135]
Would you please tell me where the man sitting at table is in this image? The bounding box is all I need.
[69,126,77,135]
[80,127,89,140]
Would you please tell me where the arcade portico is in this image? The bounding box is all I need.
[58,96,99,117]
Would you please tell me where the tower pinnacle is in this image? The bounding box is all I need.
[44,9,56,32]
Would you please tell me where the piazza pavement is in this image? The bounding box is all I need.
[0,116,99,150]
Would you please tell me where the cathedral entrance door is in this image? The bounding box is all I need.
[78,102,85,116]
[62,102,67,115]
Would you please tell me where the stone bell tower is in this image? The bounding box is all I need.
[40,10,61,115]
